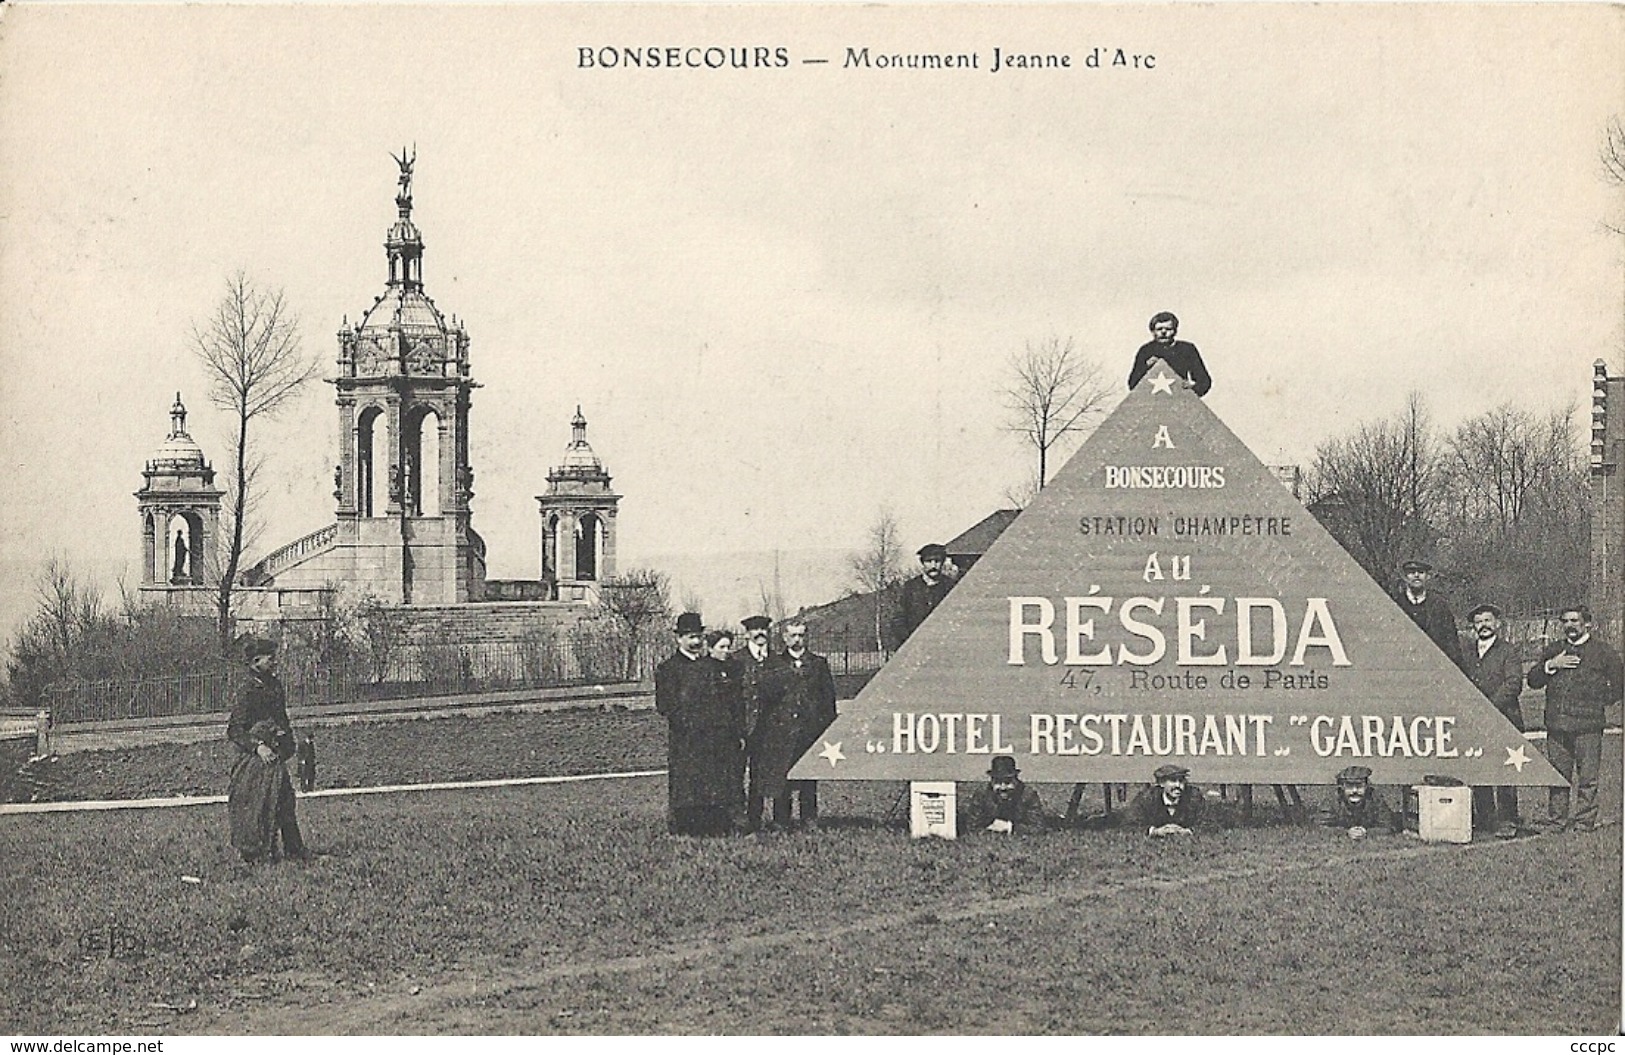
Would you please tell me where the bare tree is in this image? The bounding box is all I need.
[191,272,318,653]
[598,569,673,679]
[1305,392,1444,586]
[847,508,904,653]
[1004,337,1113,491]
[1438,401,1589,613]
[1603,115,1625,235]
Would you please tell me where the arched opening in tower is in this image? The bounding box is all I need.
[543,513,559,582]
[576,512,601,581]
[358,406,385,517]
[405,406,441,517]
[167,511,198,584]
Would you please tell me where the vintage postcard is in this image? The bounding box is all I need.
[0,2,1620,1042]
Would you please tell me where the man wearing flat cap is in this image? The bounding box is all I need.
[226,636,307,864]
[1391,558,1464,670]
[1462,603,1525,838]
[738,614,783,831]
[1322,765,1398,838]
[960,755,1049,833]
[1127,311,1212,396]
[1127,763,1207,836]
[889,542,957,652]
[655,612,746,836]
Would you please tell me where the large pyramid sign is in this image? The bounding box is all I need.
[791,369,1566,787]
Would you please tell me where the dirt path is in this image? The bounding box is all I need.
[198,834,1505,1035]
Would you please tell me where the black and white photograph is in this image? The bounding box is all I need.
[0,1,1621,1040]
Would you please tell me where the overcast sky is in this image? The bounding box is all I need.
[1,3,1621,641]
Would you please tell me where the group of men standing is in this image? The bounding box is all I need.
[653,611,837,836]
[1391,558,1623,836]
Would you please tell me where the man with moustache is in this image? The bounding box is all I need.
[1527,606,1624,833]
[654,612,745,837]
[1322,765,1399,838]
[754,620,837,830]
[737,614,783,832]
[1461,603,1526,838]
[960,755,1049,834]
[890,542,957,651]
[1126,763,1207,837]
[1127,311,1212,396]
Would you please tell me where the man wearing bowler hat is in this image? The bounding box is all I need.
[1391,558,1464,670]
[890,542,957,651]
[654,612,745,836]
[961,755,1048,833]
[1322,765,1399,838]
[1127,763,1207,836]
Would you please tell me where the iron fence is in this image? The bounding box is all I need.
[44,630,655,726]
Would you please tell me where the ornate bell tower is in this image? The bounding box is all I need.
[135,394,223,599]
[329,150,484,602]
[537,406,620,602]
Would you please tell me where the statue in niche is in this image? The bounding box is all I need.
[171,530,189,583]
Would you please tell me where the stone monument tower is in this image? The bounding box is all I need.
[326,149,484,602]
[537,407,620,601]
[135,393,223,597]
[1592,359,1623,642]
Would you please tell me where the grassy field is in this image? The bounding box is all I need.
[1,709,666,804]
[1,726,1620,1035]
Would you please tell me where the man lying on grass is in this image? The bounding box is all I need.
[1127,763,1208,837]
[959,754,1050,833]
[1321,764,1400,839]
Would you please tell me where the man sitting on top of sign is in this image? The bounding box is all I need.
[1127,311,1212,396]
[1391,558,1464,671]
[1127,763,1208,837]
[960,755,1049,834]
[1322,765,1399,839]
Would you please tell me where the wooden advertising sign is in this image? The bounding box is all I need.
[790,368,1566,787]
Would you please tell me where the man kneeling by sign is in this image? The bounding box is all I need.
[1128,763,1207,837]
[1322,765,1399,839]
[961,755,1049,833]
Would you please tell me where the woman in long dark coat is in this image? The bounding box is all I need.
[227,636,305,863]
[654,614,744,836]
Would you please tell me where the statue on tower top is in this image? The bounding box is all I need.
[391,145,416,205]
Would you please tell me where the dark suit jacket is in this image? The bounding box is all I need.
[1391,589,1464,670]
[889,573,954,650]
[1461,636,1524,727]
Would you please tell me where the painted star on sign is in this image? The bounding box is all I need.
[1504,744,1531,772]
[818,741,846,767]
[1148,372,1177,394]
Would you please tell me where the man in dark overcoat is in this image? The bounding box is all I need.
[737,614,782,831]
[654,612,744,837]
[1127,311,1212,396]
[1391,558,1464,670]
[1527,606,1624,832]
[751,619,837,829]
[1462,603,1525,837]
[227,636,306,863]
[889,543,956,652]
